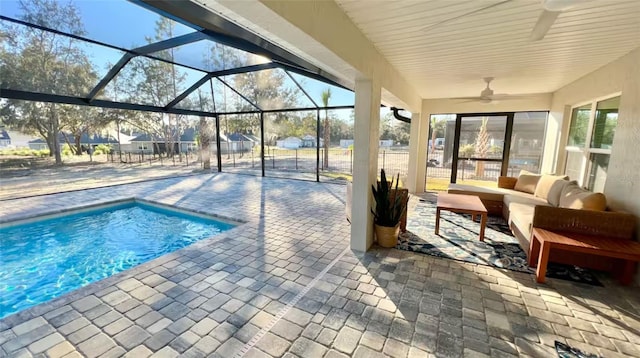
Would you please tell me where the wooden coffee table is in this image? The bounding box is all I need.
[436,193,488,241]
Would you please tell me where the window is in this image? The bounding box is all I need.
[564,96,619,192]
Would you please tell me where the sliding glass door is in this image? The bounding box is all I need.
[451,113,512,184]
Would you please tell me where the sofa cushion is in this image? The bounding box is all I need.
[534,175,570,205]
[559,182,607,211]
[447,184,505,202]
[514,173,541,194]
[504,193,549,210]
[508,202,537,242]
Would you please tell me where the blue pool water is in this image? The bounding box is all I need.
[0,201,234,319]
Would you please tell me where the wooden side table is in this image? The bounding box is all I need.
[436,193,488,241]
[529,228,640,285]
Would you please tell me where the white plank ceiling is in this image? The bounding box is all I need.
[335,0,640,98]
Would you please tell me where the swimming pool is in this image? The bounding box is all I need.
[0,200,235,319]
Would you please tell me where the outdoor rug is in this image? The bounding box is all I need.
[397,196,602,286]
[555,341,601,358]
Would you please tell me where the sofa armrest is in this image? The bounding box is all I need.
[498,176,517,189]
[532,206,636,240]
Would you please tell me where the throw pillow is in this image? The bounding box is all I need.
[514,173,541,194]
[534,174,570,204]
[559,182,607,211]
[546,179,574,207]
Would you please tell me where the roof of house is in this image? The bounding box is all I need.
[29,133,118,144]
[283,137,302,142]
[227,133,253,142]
[131,128,198,142]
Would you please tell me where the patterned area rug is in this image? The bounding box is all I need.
[397,197,602,286]
[555,341,601,358]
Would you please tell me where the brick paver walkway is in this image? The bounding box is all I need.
[1,173,639,358]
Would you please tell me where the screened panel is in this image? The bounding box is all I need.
[98,57,207,107]
[1,0,196,50]
[289,72,355,106]
[214,78,258,113]
[265,111,318,180]
[175,79,215,113]
[219,113,262,174]
[0,18,124,98]
[221,68,314,110]
[149,40,271,72]
[458,116,506,160]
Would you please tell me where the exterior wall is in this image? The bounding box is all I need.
[550,47,640,284]
[28,143,48,150]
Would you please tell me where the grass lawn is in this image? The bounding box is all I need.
[426,177,497,192]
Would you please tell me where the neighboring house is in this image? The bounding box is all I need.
[276,137,303,149]
[340,139,354,148]
[6,130,40,148]
[129,128,199,155]
[0,130,11,148]
[221,133,254,153]
[28,133,118,152]
[379,139,394,148]
[301,135,317,148]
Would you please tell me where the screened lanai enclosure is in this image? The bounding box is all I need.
[1,0,417,183]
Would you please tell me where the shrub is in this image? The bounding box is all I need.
[93,144,112,155]
[61,144,73,156]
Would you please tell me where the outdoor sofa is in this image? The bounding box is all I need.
[448,172,637,273]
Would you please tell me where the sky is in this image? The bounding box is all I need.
[0,0,359,116]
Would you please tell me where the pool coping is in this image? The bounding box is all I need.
[0,197,253,328]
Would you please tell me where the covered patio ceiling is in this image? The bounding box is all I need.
[336,0,640,99]
[196,0,640,103]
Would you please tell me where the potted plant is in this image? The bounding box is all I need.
[371,169,409,247]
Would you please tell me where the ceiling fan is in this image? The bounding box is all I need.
[452,77,524,104]
[531,0,592,41]
[421,0,592,41]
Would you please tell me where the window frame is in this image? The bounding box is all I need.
[564,92,620,191]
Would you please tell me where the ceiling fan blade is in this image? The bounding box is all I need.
[491,94,529,100]
[449,96,484,101]
[422,0,514,33]
[530,9,560,41]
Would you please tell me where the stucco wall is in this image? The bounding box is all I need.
[551,47,640,284]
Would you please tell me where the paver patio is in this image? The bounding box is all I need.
[1,173,639,358]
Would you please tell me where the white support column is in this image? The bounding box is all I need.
[350,79,381,252]
[407,112,429,194]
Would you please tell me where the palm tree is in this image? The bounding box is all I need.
[322,88,332,169]
[475,117,490,178]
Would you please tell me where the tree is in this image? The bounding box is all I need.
[114,18,188,157]
[63,106,110,155]
[0,0,98,164]
[322,88,331,169]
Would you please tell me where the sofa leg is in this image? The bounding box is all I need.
[536,242,551,283]
[528,234,541,268]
